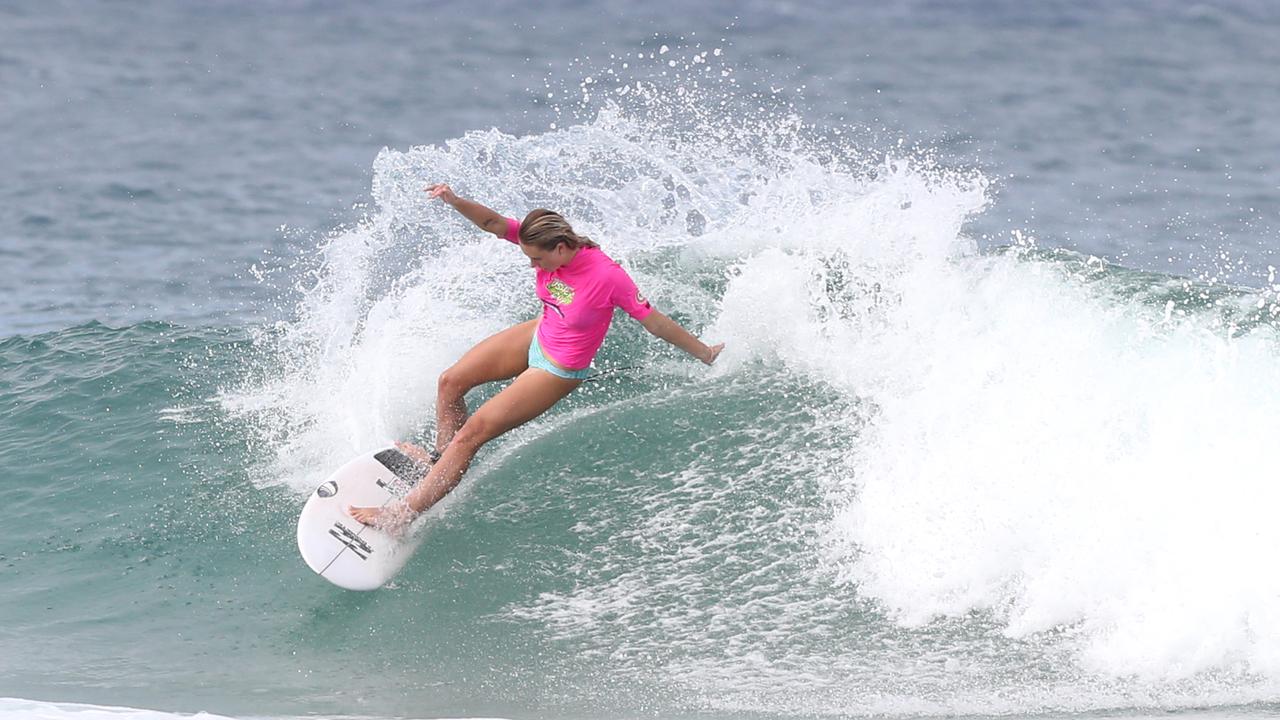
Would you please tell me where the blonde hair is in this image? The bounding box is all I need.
[519,209,599,250]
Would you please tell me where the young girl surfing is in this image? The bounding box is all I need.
[349,184,724,529]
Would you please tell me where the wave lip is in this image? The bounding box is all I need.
[0,698,240,720]
[0,697,513,720]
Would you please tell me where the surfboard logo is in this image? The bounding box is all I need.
[547,279,575,305]
[328,521,373,560]
[316,480,338,498]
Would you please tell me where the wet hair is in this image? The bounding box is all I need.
[518,209,599,250]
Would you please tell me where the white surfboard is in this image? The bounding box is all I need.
[296,446,429,590]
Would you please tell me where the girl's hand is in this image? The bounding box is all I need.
[700,343,725,365]
[425,183,458,205]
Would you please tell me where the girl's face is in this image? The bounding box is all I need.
[520,241,573,271]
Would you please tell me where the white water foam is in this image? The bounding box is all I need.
[706,148,1280,701]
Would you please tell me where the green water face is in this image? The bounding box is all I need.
[0,320,851,718]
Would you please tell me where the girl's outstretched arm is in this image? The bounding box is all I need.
[639,310,724,365]
[427,183,509,238]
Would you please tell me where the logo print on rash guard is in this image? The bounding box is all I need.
[547,279,575,305]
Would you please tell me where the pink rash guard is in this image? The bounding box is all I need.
[505,217,653,369]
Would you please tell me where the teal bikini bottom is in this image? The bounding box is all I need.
[528,331,592,380]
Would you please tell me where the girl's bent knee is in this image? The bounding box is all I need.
[452,417,497,449]
[438,367,470,396]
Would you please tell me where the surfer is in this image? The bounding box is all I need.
[349,183,723,530]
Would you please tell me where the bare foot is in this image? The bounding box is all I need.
[348,505,383,525]
[347,499,417,536]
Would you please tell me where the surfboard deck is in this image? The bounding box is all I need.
[296,447,429,590]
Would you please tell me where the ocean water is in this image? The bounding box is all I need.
[3,1,1280,719]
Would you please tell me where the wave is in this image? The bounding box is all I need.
[216,48,1280,715]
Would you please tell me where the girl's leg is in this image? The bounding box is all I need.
[351,368,580,525]
[433,319,538,452]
